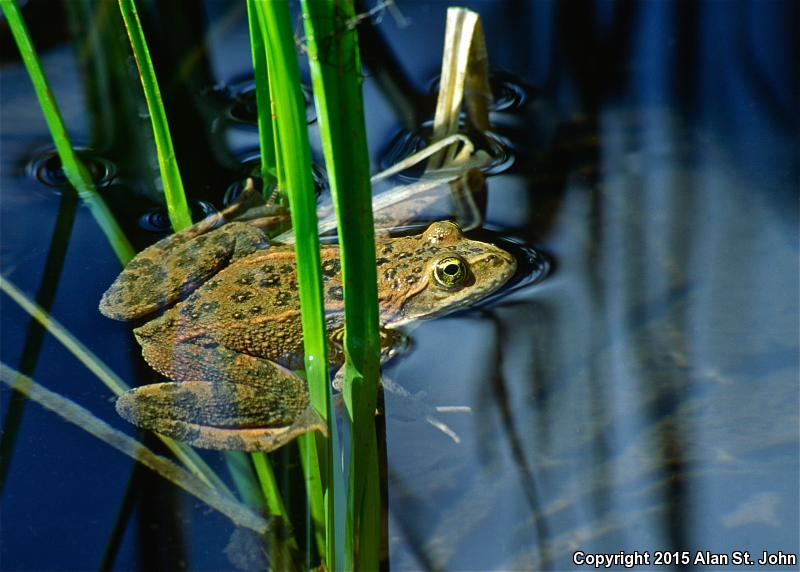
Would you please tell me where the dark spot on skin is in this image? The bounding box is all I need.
[205,279,221,291]
[259,274,280,288]
[200,339,220,349]
[381,245,394,254]
[279,264,293,274]
[327,285,344,300]
[392,279,400,290]
[405,276,418,285]
[250,305,263,314]
[236,274,255,285]
[396,251,412,259]
[383,268,396,280]
[412,266,423,273]
[287,280,297,292]
[230,290,255,303]
[232,311,245,320]
[275,291,292,307]
[322,259,340,277]
[375,257,390,266]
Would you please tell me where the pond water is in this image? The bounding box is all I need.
[1,1,798,571]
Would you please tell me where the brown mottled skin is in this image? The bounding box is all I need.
[101,218,515,452]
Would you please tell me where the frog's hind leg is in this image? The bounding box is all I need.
[116,382,326,451]
[123,338,324,451]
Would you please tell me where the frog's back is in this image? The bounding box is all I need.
[136,245,346,371]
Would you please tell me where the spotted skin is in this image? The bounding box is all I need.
[101,220,516,451]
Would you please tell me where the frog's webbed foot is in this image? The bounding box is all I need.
[100,221,270,321]
[117,383,326,452]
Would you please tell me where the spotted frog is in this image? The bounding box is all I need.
[100,212,516,452]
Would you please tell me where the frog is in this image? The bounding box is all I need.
[100,199,516,452]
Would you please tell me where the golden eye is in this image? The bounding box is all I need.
[432,256,469,289]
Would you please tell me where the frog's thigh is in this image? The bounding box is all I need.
[141,334,306,398]
[116,382,325,451]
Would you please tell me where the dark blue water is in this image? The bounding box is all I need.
[1,1,798,570]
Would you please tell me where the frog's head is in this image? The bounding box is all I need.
[380,221,516,327]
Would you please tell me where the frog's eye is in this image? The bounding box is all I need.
[432,256,469,289]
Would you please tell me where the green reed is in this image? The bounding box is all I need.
[245,0,277,192]
[117,0,192,231]
[0,0,134,263]
[300,1,382,568]
[249,1,339,567]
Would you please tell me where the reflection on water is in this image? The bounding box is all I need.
[386,106,798,570]
[1,0,797,570]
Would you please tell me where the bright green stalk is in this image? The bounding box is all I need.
[0,0,134,264]
[251,452,286,517]
[245,0,277,191]
[117,0,192,232]
[253,1,336,567]
[301,1,381,569]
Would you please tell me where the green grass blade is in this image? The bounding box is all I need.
[245,0,277,189]
[0,0,135,264]
[253,1,337,566]
[242,5,290,546]
[300,1,381,568]
[117,0,192,232]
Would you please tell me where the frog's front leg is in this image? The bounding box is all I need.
[100,221,270,321]
[117,339,326,451]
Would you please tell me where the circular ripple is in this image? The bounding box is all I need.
[463,228,550,302]
[223,176,276,206]
[227,150,328,205]
[487,69,531,112]
[379,121,515,182]
[27,148,117,189]
[222,80,316,126]
[138,201,218,233]
[427,68,532,113]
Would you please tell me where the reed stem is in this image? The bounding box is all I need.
[300,1,382,568]
[117,0,192,231]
